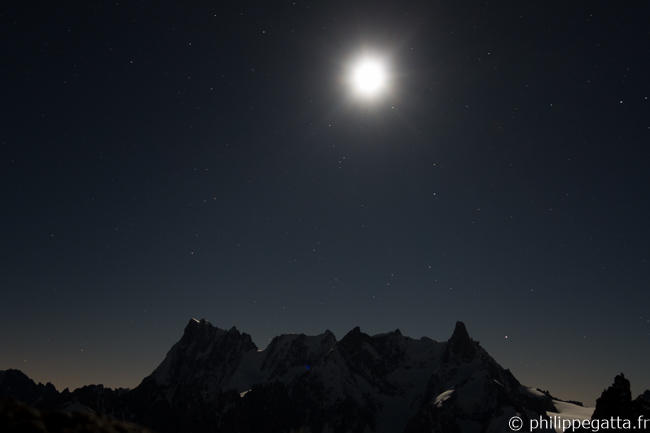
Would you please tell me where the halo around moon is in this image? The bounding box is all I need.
[348,57,389,98]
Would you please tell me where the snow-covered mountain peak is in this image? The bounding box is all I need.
[257,330,337,381]
[3,320,611,433]
[148,318,257,388]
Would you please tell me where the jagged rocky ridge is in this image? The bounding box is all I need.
[127,319,559,432]
[1,319,646,433]
[574,373,650,432]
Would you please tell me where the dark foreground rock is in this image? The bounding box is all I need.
[572,374,650,433]
[0,398,154,433]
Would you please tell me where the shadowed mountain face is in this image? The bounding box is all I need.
[2,320,636,433]
[591,374,650,431]
[568,374,650,433]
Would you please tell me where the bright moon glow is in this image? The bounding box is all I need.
[351,59,387,96]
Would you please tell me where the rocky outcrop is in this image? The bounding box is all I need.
[443,321,476,364]
[572,374,650,433]
[634,390,650,417]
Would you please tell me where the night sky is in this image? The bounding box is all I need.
[1,1,648,406]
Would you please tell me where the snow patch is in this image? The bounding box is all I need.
[522,386,548,399]
[547,400,594,433]
[435,389,455,407]
[62,401,94,413]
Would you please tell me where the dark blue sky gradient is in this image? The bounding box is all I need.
[1,0,648,405]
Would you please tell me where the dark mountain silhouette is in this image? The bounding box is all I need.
[1,319,647,433]
[569,373,650,433]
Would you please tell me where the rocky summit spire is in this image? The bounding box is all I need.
[450,321,471,342]
[183,318,212,336]
[445,321,476,363]
[591,373,633,420]
[148,318,257,389]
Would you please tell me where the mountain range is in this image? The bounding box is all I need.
[1,319,648,432]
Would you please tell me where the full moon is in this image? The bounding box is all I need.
[351,59,387,96]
